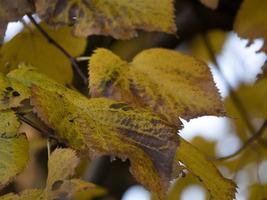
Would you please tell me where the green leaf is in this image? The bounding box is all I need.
[35,0,176,39]
[0,110,29,189]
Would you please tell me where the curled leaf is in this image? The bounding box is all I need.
[35,0,176,39]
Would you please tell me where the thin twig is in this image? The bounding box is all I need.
[202,33,267,147]
[26,13,88,86]
[16,112,57,140]
[217,119,267,160]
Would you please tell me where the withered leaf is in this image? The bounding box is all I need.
[89,48,224,127]
[35,0,176,39]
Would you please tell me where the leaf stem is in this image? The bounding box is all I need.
[202,33,267,148]
[26,13,88,86]
[217,119,267,160]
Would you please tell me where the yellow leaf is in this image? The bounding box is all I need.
[189,30,227,62]
[35,0,176,39]
[199,0,219,9]
[0,73,30,110]
[248,183,267,200]
[0,149,105,200]
[46,148,79,191]
[234,0,267,53]
[6,66,235,199]
[0,23,87,84]
[0,110,29,189]
[31,86,180,200]
[176,138,236,200]
[89,48,224,126]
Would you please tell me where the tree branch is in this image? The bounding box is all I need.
[26,13,88,86]
[217,119,267,160]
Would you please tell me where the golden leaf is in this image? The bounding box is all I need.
[0,110,29,189]
[199,0,219,9]
[0,23,87,84]
[0,73,30,110]
[35,0,176,39]
[176,138,236,200]
[234,0,267,53]
[6,66,235,199]
[89,48,224,126]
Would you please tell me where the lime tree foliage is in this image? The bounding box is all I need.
[0,0,266,200]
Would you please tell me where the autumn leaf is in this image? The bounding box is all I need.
[8,66,182,199]
[35,0,176,39]
[0,110,29,189]
[199,0,219,9]
[89,48,224,126]
[0,148,105,200]
[176,138,236,200]
[6,66,236,199]
[0,23,86,84]
[0,0,34,38]
[234,0,267,53]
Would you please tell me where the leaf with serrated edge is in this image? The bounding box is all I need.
[176,138,236,200]
[0,73,30,110]
[89,48,224,127]
[35,0,176,39]
[7,66,235,199]
[0,149,105,200]
[0,23,86,84]
[0,110,29,189]
[234,0,267,53]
